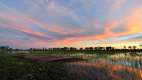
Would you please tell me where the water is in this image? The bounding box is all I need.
[87,53,142,69]
[86,53,142,79]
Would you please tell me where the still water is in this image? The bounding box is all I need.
[85,53,142,80]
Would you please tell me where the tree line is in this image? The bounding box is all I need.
[1,45,142,54]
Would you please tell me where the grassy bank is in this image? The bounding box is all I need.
[0,53,72,80]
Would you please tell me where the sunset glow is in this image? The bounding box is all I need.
[0,0,142,48]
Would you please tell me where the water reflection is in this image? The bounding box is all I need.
[68,52,142,80]
[108,53,142,69]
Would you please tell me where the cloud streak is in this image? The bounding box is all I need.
[0,0,142,48]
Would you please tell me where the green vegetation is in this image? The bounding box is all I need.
[0,53,72,80]
[0,50,142,80]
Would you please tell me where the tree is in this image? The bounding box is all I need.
[89,47,93,50]
[106,46,114,51]
[79,48,83,51]
[85,47,89,50]
[70,47,77,51]
[0,46,9,53]
[128,46,132,50]
[124,46,127,49]
[61,47,69,51]
[133,46,137,49]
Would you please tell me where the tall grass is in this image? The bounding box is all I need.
[0,53,72,80]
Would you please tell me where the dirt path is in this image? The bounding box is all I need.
[15,55,82,62]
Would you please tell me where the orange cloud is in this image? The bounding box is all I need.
[52,7,142,46]
[96,7,142,39]
[1,2,142,48]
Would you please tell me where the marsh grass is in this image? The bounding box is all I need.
[0,53,72,80]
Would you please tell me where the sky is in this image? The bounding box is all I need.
[0,0,142,49]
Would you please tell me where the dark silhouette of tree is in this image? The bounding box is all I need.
[106,46,114,51]
[0,46,9,53]
[133,46,137,50]
[85,47,90,51]
[61,47,69,51]
[69,47,77,51]
[89,47,93,50]
[128,46,132,50]
[79,48,83,51]
[124,46,127,49]
[94,47,105,51]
